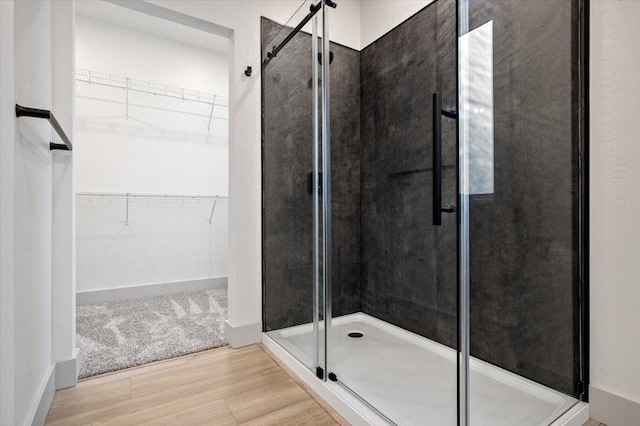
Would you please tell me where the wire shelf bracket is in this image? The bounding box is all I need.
[75,69,229,123]
[208,196,219,224]
[76,192,227,226]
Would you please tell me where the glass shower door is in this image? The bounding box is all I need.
[326,0,460,424]
[459,0,586,424]
[262,0,326,377]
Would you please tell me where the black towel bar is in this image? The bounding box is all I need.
[15,104,72,151]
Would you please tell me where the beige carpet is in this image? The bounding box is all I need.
[77,288,227,378]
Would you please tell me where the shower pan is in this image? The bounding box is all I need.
[261,0,588,425]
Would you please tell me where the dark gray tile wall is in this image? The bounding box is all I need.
[359,0,579,395]
[262,19,315,330]
[328,36,363,319]
[262,18,362,331]
[465,0,578,395]
[359,0,458,348]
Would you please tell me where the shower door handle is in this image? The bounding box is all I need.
[433,93,455,226]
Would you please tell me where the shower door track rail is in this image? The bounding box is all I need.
[263,0,336,67]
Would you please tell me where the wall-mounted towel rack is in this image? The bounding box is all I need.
[15,104,73,151]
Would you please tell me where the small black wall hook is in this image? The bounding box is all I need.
[245,66,252,77]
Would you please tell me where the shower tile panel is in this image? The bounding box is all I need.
[358,0,578,395]
[360,0,458,349]
[328,33,362,319]
[466,0,577,395]
[263,18,315,331]
[262,18,362,331]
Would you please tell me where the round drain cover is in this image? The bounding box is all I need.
[348,332,363,338]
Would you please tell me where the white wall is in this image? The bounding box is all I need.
[0,1,16,423]
[12,1,56,424]
[75,15,229,194]
[2,0,76,422]
[75,195,229,292]
[360,0,433,48]
[590,0,640,423]
[52,0,78,386]
[75,16,229,99]
[74,14,229,293]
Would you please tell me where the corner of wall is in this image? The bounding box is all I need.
[225,320,262,348]
[589,0,640,422]
[55,348,81,391]
[589,385,640,426]
[0,0,16,423]
[26,365,55,426]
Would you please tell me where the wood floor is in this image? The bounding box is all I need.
[584,421,607,426]
[45,344,346,426]
[46,343,604,425]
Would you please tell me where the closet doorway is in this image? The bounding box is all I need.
[74,1,230,378]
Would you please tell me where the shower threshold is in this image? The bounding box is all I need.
[263,313,588,426]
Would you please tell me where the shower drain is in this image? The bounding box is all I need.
[348,332,364,338]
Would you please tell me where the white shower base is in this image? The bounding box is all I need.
[264,313,586,426]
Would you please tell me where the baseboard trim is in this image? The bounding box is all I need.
[76,277,227,305]
[55,347,81,390]
[550,402,589,426]
[28,365,55,426]
[225,320,262,348]
[589,385,640,426]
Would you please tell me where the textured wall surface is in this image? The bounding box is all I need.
[360,0,458,347]
[590,0,640,412]
[465,0,579,396]
[262,18,362,330]
[360,0,580,395]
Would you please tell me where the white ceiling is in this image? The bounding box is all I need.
[75,1,229,55]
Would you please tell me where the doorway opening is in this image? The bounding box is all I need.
[74,1,230,378]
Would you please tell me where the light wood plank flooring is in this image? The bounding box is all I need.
[45,344,604,426]
[45,344,345,426]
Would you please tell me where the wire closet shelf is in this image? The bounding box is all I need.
[75,68,229,125]
[76,192,229,225]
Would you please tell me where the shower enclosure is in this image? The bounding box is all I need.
[262,0,587,424]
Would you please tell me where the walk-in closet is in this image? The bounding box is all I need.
[73,1,230,377]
